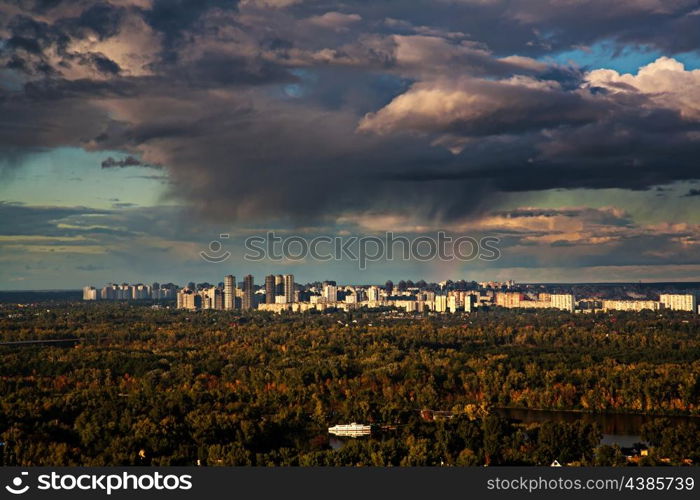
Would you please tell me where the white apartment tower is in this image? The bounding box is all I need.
[551,294,575,312]
[435,295,447,313]
[660,294,697,312]
[83,286,98,301]
[322,284,338,303]
[224,275,235,310]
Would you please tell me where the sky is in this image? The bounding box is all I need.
[3,0,700,288]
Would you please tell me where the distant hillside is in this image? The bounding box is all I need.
[0,290,82,303]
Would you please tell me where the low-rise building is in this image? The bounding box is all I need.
[602,300,661,312]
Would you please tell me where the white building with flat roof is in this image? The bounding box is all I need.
[551,294,575,312]
[83,286,98,301]
[659,294,697,312]
[602,300,661,312]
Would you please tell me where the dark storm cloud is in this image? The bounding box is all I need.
[491,208,630,222]
[0,201,214,242]
[70,2,124,38]
[1,3,128,78]
[143,0,239,43]
[88,53,120,74]
[101,155,156,168]
[3,0,700,226]
[276,0,700,55]
[0,87,119,166]
[176,51,293,86]
[101,156,139,168]
[0,202,109,236]
[501,0,700,54]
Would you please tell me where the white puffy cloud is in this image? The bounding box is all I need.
[305,12,362,31]
[357,75,596,152]
[358,57,700,156]
[586,57,700,119]
[388,35,551,78]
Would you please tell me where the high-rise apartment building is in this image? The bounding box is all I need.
[177,289,201,310]
[322,284,338,303]
[435,295,447,312]
[265,275,276,304]
[131,284,151,300]
[464,294,474,312]
[214,288,224,310]
[284,274,295,303]
[200,286,224,310]
[496,292,522,308]
[200,287,215,310]
[551,294,575,312]
[242,274,255,310]
[83,286,98,301]
[224,275,235,310]
[447,295,458,313]
[275,275,284,297]
[100,285,114,300]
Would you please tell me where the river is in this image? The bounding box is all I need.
[495,408,700,447]
[327,409,700,450]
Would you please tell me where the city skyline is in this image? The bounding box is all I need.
[82,274,700,315]
[4,1,700,288]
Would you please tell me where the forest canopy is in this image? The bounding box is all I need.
[1,303,699,466]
